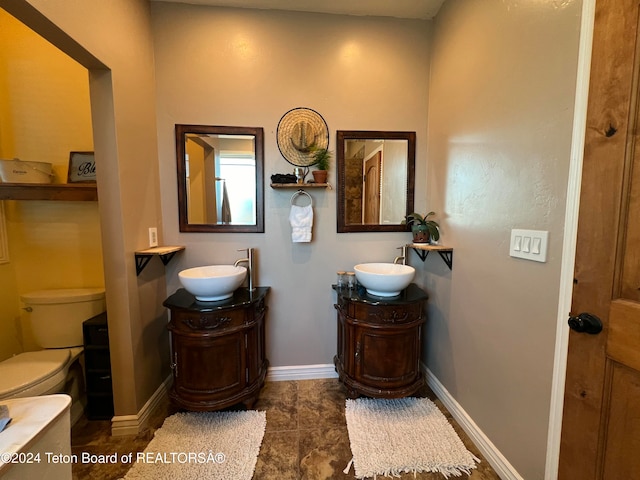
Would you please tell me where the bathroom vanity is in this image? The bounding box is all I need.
[163,287,269,411]
[333,283,428,398]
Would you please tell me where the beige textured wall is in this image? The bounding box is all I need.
[0,3,587,475]
[424,0,582,477]
[152,3,432,367]
[0,0,168,416]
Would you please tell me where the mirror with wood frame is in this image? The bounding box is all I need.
[337,130,415,232]
[176,125,264,233]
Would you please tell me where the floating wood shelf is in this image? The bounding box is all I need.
[271,183,332,189]
[408,243,453,270]
[0,183,98,201]
[135,246,185,276]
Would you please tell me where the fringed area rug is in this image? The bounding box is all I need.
[344,397,480,479]
[122,410,266,480]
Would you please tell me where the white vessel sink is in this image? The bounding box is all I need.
[178,265,247,301]
[354,263,415,297]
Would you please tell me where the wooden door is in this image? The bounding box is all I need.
[559,0,640,477]
[363,152,381,224]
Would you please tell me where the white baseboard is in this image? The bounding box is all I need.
[266,363,338,381]
[268,363,522,478]
[110,366,333,435]
[111,375,171,437]
[424,366,524,480]
[110,365,520,477]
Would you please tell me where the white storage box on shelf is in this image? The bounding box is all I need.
[0,158,53,184]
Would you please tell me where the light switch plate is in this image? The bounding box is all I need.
[510,229,548,262]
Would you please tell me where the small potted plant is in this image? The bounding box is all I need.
[404,211,440,244]
[310,146,331,184]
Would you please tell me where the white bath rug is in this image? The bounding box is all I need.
[344,397,480,479]
[122,410,266,480]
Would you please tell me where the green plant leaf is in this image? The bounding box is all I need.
[405,212,439,239]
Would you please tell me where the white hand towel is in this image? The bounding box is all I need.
[289,204,313,242]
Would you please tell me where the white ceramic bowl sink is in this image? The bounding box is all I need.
[354,263,415,297]
[178,265,247,301]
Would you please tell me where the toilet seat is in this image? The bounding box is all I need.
[0,350,72,400]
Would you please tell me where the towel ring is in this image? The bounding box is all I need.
[290,189,313,206]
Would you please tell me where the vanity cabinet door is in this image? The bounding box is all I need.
[354,321,423,389]
[171,330,246,408]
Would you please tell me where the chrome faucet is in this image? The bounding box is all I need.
[393,245,408,265]
[234,247,255,291]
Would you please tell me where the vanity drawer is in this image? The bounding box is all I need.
[352,302,423,324]
[173,308,246,332]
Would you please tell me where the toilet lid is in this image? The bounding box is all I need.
[0,350,71,398]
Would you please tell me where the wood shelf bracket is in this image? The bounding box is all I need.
[135,246,185,276]
[408,244,453,270]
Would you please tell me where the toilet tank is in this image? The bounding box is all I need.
[21,288,106,348]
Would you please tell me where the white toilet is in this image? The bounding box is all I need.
[0,288,106,424]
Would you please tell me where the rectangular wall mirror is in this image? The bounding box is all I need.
[337,130,415,232]
[176,125,264,233]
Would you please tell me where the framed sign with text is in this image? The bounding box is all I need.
[67,151,96,183]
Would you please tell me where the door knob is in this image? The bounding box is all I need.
[568,312,603,334]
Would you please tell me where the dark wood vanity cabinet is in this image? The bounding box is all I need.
[163,287,269,411]
[334,284,428,399]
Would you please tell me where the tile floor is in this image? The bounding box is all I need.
[71,378,501,479]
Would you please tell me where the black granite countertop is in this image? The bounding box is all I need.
[163,287,270,312]
[332,283,428,305]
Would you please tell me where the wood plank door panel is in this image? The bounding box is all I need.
[363,152,381,224]
[560,0,640,477]
[601,362,640,479]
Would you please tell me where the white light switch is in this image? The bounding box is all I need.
[510,229,548,262]
[514,236,522,251]
[532,237,541,254]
